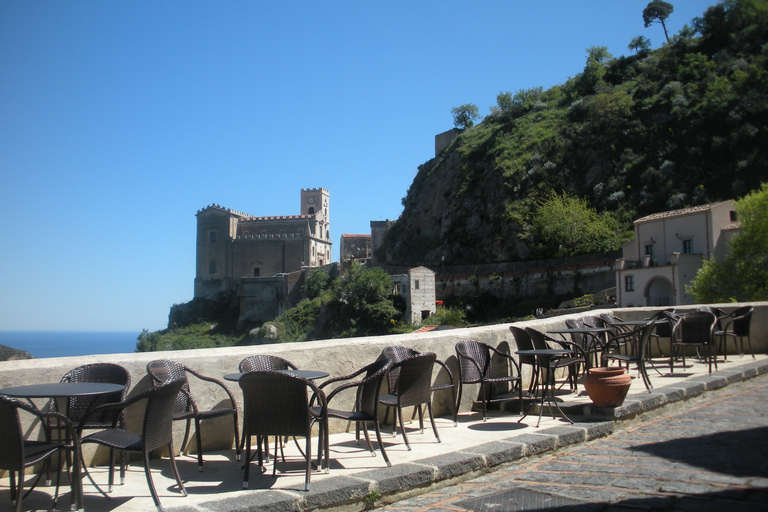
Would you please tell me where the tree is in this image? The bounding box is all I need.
[643,1,674,43]
[687,183,768,302]
[529,191,628,257]
[628,35,652,54]
[451,103,480,129]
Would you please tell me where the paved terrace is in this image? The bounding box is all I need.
[1,303,766,511]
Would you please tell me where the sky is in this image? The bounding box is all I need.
[0,1,717,333]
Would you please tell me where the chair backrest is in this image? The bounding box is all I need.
[389,352,436,408]
[676,312,717,344]
[732,306,753,336]
[357,358,393,418]
[0,396,26,471]
[455,340,491,383]
[60,363,131,426]
[696,306,725,329]
[239,371,314,438]
[381,345,419,391]
[142,378,187,453]
[509,326,535,366]
[146,359,193,416]
[239,355,297,373]
[564,318,587,347]
[654,310,678,338]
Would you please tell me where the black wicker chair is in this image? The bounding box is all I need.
[146,360,240,471]
[509,326,538,396]
[718,306,754,360]
[378,352,441,449]
[0,395,82,512]
[238,371,328,491]
[313,358,394,466]
[381,346,457,427]
[454,340,523,422]
[670,311,718,374]
[79,378,187,512]
[601,316,659,391]
[525,328,587,394]
[239,354,298,372]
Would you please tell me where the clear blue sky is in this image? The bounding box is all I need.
[0,1,716,333]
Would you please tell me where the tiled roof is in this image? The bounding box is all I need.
[634,201,730,224]
[341,234,371,238]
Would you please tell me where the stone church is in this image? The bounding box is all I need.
[194,188,332,298]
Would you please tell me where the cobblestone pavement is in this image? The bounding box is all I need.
[379,374,768,512]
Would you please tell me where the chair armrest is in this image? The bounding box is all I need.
[487,344,521,374]
[433,358,455,388]
[184,367,239,414]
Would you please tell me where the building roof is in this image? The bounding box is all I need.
[633,201,732,224]
[341,234,371,238]
[197,204,312,221]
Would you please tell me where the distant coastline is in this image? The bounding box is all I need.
[0,331,139,360]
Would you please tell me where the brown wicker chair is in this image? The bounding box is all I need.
[146,360,240,471]
[525,328,587,394]
[381,346,457,427]
[670,311,718,374]
[378,352,441,449]
[79,378,187,512]
[313,358,394,466]
[238,371,328,491]
[0,395,82,512]
[454,340,523,422]
[239,354,298,372]
[601,316,659,391]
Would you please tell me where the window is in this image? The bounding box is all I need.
[209,231,216,243]
[208,260,217,274]
[253,267,260,277]
[682,239,693,254]
[645,244,655,265]
[625,275,634,292]
[414,280,420,290]
[308,207,315,215]
[730,210,737,222]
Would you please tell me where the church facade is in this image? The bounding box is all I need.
[194,188,332,298]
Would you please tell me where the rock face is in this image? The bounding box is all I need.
[0,345,33,361]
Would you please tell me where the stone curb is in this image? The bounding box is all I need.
[179,358,768,512]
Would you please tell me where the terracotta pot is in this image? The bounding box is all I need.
[584,367,632,407]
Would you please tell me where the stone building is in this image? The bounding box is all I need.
[194,188,331,298]
[339,234,372,265]
[615,200,739,308]
[392,266,437,324]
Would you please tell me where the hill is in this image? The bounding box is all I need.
[381,0,768,266]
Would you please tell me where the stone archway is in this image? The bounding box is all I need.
[644,277,674,307]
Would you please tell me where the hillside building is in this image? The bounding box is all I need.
[392,266,437,324]
[615,200,739,308]
[339,234,372,265]
[195,188,331,298]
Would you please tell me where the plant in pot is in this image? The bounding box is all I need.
[583,366,632,407]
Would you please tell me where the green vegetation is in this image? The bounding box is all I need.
[423,305,468,328]
[136,323,242,352]
[451,103,480,129]
[687,183,768,302]
[643,1,675,43]
[385,0,768,266]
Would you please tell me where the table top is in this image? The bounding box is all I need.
[224,370,329,382]
[0,382,126,399]
[609,319,663,327]
[516,349,572,356]
[547,327,614,334]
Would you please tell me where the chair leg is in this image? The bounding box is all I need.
[372,421,391,467]
[426,403,440,443]
[242,436,252,489]
[304,434,312,491]
[397,405,411,450]
[168,442,187,497]
[232,411,242,461]
[142,451,163,512]
[180,418,192,456]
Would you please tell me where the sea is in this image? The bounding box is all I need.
[0,331,140,359]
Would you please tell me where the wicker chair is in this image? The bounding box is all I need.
[524,328,587,394]
[601,316,659,391]
[381,346,457,427]
[146,360,240,471]
[378,352,441,449]
[509,326,538,396]
[239,354,298,372]
[0,395,82,512]
[718,306,754,360]
[670,311,718,374]
[454,340,523,422]
[313,358,394,466]
[79,378,187,512]
[238,371,328,491]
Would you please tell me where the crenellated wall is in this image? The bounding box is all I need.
[2,303,765,467]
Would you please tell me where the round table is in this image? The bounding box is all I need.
[223,370,329,382]
[515,349,574,427]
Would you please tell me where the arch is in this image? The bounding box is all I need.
[644,276,674,307]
